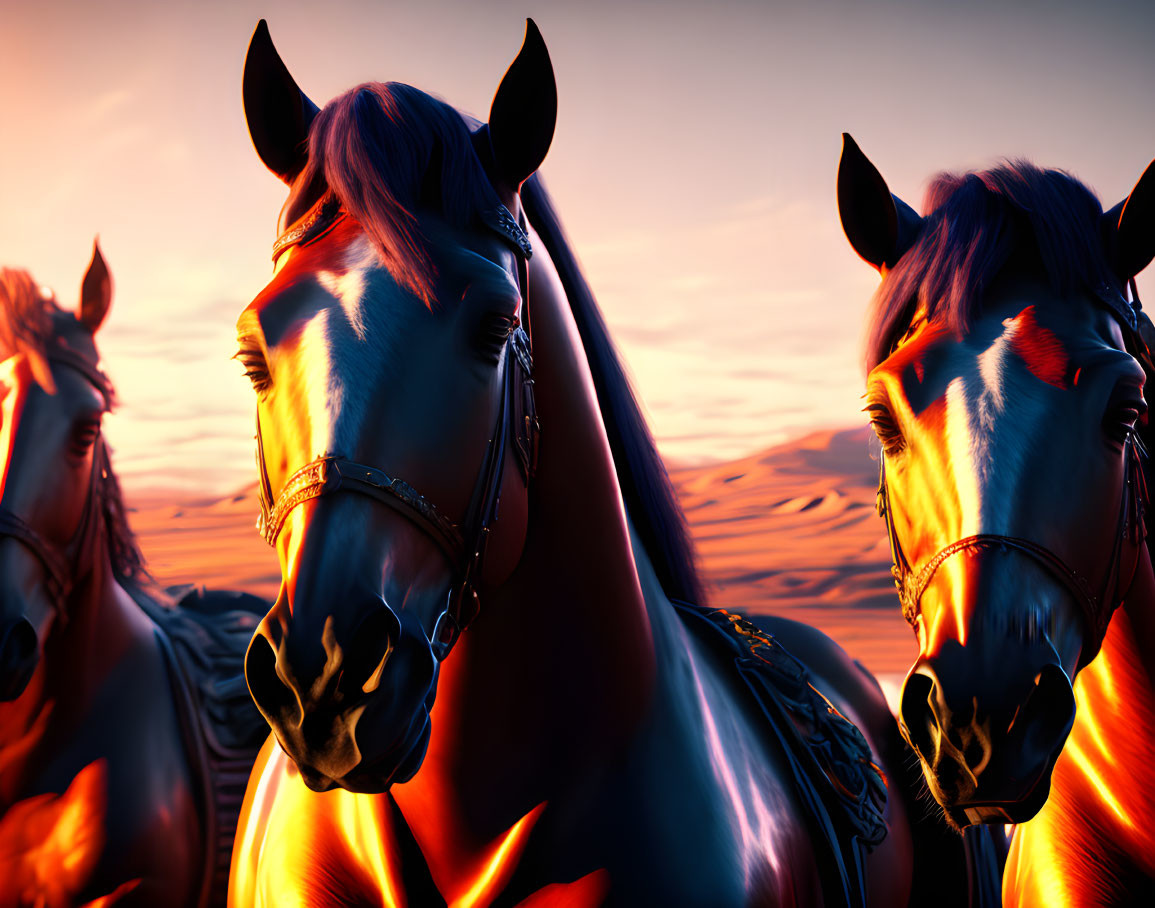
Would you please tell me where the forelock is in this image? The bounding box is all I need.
[865,161,1119,372]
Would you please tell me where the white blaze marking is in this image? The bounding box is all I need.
[316,237,377,342]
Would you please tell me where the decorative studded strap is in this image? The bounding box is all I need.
[271,195,345,262]
[877,433,1147,670]
[898,534,1099,634]
[256,454,464,560]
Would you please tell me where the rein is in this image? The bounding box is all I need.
[255,198,540,660]
[877,287,1155,670]
[0,349,114,625]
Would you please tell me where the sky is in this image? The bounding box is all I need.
[1,0,1152,493]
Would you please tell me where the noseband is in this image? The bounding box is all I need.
[877,286,1154,670]
[254,199,540,660]
[0,346,113,623]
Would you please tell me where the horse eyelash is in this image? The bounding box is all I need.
[234,348,272,393]
[863,402,906,454]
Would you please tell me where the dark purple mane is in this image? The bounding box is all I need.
[865,162,1122,371]
[0,268,55,362]
[0,267,146,584]
[283,82,500,307]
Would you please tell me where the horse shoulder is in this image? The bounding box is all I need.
[50,597,205,906]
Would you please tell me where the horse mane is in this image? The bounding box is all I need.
[0,266,147,586]
[0,268,56,361]
[864,161,1122,372]
[99,443,148,586]
[283,82,501,308]
[522,175,703,605]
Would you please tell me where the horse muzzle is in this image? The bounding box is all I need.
[245,599,440,792]
[899,649,1076,828]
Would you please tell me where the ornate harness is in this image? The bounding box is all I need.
[0,345,114,623]
[255,197,540,659]
[877,284,1155,670]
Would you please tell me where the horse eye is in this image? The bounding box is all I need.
[865,402,906,455]
[1104,396,1148,446]
[475,313,517,365]
[236,348,272,393]
[70,418,101,457]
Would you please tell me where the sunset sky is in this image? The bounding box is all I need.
[1,0,1152,494]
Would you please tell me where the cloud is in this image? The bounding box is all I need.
[81,88,132,125]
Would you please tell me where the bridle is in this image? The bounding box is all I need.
[0,344,113,625]
[254,196,540,660]
[877,283,1155,671]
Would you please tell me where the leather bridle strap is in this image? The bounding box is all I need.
[0,352,112,622]
[256,200,536,661]
[0,509,71,604]
[255,443,464,561]
[877,435,1146,670]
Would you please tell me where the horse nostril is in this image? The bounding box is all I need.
[899,670,938,759]
[341,607,401,697]
[245,631,301,727]
[1012,663,1076,758]
[0,618,39,701]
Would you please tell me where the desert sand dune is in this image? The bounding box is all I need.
[669,426,915,679]
[127,426,913,694]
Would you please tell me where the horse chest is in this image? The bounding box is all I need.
[233,741,604,907]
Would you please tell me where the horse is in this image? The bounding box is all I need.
[838,135,1155,903]
[227,20,1003,907]
[0,249,268,907]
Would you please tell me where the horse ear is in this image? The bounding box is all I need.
[79,239,112,334]
[1102,158,1155,285]
[838,134,924,271]
[243,19,320,185]
[487,19,557,192]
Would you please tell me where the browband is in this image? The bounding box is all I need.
[272,193,533,264]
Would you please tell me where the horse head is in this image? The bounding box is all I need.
[0,244,115,700]
[839,135,1155,828]
[238,20,554,793]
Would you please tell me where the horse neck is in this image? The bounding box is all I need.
[391,239,659,853]
[0,530,147,801]
[1050,545,1155,859]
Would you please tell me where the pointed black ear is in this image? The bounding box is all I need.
[838,134,924,271]
[488,19,557,192]
[1102,158,1155,285]
[243,20,320,185]
[79,239,112,334]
